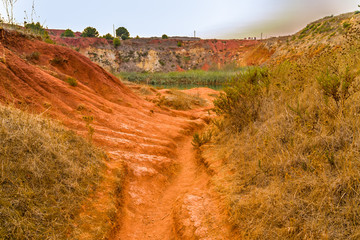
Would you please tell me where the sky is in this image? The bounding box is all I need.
[0,0,357,39]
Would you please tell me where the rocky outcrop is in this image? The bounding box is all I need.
[49,30,263,73]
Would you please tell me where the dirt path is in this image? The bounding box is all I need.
[113,135,230,240]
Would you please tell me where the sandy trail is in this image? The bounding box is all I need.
[114,135,230,240]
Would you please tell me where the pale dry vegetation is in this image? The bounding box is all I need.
[153,89,207,110]
[0,105,106,239]
[201,25,360,239]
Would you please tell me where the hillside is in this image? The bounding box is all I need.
[195,11,360,239]
[2,10,360,239]
[49,29,266,73]
[0,26,232,239]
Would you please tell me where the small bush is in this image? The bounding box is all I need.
[162,34,168,39]
[103,33,114,40]
[177,41,182,47]
[26,51,40,61]
[213,67,269,131]
[191,131,212,149]
[158,60,165,66]
[66,77,78,86]
[317,66,356,109]
[61,29,75,37]
[50,56,65,65]
[113,38,121,48]
[343,22,351,29]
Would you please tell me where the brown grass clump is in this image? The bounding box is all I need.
[153,89,207,110]
[204,27,360,239]
[0,105,105,239]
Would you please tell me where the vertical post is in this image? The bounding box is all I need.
[261,32,263,40]
[113,24,115,37]
[194,30,196,38]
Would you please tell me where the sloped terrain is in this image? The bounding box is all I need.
[0,27,231,239]
[48,29,263,73]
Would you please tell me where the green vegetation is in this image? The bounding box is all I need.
[113,37,121,48]
[66,76,78,86]
[0,105,105,239]
[118,69,242,86]
[81,26,99,38]
[177,41,182,47]
[116,26,130,40]
[162,34,168,39]
[25,22,54,44]
[343,22,351,29]
[61,28,75,37]
[192,131,212,149]
[201,30,360,238]
[213,67,269,131]
[103,33,114,40]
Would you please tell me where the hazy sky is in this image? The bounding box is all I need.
[0,0,357,39]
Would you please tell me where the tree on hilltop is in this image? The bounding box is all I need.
[116,27,130,40]
[102,33,114,40]
[81,27,99,38]
[61,29,75,37]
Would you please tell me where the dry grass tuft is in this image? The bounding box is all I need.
[0,105,105,239]
[153,89,207,110]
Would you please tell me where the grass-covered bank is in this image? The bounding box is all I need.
[117,69,244,87]
[198,33,360,238]
[0,105,106,239]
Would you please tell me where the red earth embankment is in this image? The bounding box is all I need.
[47,29,270,72]
[0,28,232,239]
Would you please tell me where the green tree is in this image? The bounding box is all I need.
[102,33,114,40]
[113,38,121,48]
[61,29,75,37]
[81,27,99,38]
[116,27,130,40]
[162,34,168,39]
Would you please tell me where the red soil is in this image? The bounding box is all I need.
[0,28,232,239]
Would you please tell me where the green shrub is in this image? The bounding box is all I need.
[158,59,165,66]
[81,27,99,38]
[61,29,75,37]
[162,34,168,39]
[343,22,351,29]
[103,33,114,40]
[113,38,121,48]
[25,22,45,35]
[317,67,356,109]
[25,22,54,43]
[213,67,269,131]
[66,77,78,86]
[191,131,212,149]
[177,41,182,47]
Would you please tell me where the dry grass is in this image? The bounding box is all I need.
[203,23,360,239]
[153,89,207,110]
[0,105,106,239]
